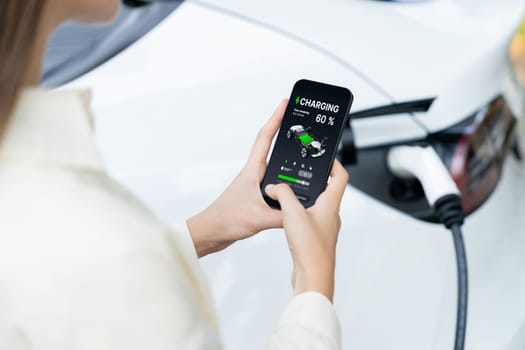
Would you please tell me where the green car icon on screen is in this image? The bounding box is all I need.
[286,125,328,159]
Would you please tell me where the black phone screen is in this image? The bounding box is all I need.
[261,79,353,208]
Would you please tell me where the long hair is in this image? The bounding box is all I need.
[0,0,47,135]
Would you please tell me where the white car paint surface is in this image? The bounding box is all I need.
[193,0,525,131]
[67,1,525,349]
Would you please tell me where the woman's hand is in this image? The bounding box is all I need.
[187,100,287,258]
[265,160,349,302]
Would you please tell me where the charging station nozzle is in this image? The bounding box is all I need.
[387,145,460,207]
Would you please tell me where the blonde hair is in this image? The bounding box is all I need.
[0,0,47,133]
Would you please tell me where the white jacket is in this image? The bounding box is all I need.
[0,89,340,350]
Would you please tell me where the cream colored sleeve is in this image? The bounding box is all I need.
[269,292,341,350]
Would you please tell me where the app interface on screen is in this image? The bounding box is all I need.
[262,87,349,207]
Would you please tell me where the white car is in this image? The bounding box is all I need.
[286,124,328,158]
[45,0,525,349]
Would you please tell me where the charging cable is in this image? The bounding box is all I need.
[388,145,467,350]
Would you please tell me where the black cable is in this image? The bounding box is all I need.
[434,194,467,350]
[451,224,468,350]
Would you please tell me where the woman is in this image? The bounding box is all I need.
[0,0,349,349]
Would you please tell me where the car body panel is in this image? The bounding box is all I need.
[193,0,525,131]
[65,1,525,349]
[67,2,428,150]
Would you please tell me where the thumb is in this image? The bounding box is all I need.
[265,184,304,215]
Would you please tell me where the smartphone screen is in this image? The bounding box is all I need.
[261,79,353,208]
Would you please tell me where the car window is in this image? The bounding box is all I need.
[42,1,183,86]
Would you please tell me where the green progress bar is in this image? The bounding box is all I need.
[278,174,298,183]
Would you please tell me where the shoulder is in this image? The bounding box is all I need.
[0,162,174,268]
[0,163,219,349]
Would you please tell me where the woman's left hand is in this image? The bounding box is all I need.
[187,100,287,257]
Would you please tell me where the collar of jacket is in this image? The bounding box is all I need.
[1,88,105,172]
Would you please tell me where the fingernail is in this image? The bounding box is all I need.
[265,184,275,195]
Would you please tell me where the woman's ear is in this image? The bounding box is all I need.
[67,0,121,24]
[45,0,120,26]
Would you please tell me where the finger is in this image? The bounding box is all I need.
[320,160,350,205]
[247,99,288,169]
[265,183,304,216]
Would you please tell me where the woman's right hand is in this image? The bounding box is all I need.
[265,160,349,302]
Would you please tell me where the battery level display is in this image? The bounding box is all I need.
[278,174,310,186]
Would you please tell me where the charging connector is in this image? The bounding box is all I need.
[387,145,460,206]
[387,145,467,350]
